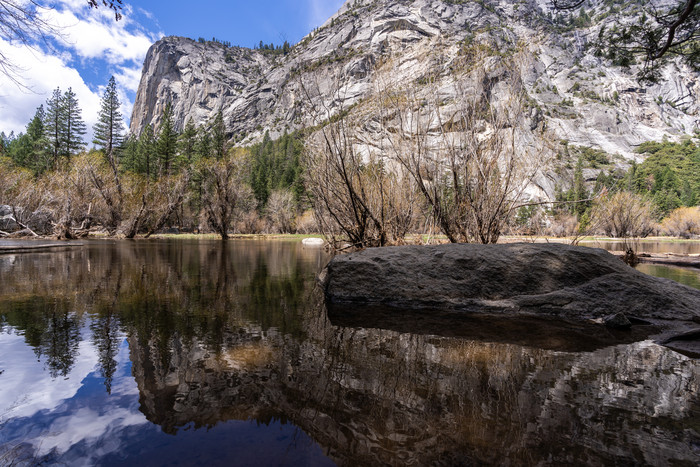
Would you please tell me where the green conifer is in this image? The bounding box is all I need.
[62,87,87,158]
[93,76,125,157]
[156,102,178,175]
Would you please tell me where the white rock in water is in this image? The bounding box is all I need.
[302,238,325,247]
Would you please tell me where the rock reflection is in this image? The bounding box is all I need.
[0,240,698,466]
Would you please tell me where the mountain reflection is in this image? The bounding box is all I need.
[0,240,698,466]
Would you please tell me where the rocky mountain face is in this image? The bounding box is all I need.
[130,0,700,197]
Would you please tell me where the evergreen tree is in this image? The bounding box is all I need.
[8,107,46,171]
[156,102,178,175]
[249,131,305,207]
[572,156,588,217]
[179,118,198,166]
[44,87,65,167]
[91,310,120,394]
[62,87,87,158]
[139,124,156,178]
[93,76,125,159]
[119,134,139,173]
[0,131,11,158]
[680,179,697,206]
[211,111,227,160]
[196,125,211,160]
[21,105,50,173]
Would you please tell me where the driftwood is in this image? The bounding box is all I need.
[0,243,84,254]
[612,251,700,269]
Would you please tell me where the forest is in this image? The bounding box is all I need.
[1,69,700,245]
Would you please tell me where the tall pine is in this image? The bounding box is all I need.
[44,87,64,168]
[93,76,125,160]
[140,124,156,178]
[62,87,87,158]
[211,111,227,160]
[156,102,178,176]
[179,118,197,166]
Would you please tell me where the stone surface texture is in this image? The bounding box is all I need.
[320,243,700,325]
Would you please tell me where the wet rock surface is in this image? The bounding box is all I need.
[321,243,700,354]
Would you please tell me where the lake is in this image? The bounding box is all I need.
[0,239,698,466]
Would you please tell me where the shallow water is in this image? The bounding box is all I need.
[581,239,700,255]
[0,240,698,466]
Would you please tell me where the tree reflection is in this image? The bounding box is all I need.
[1,297,82,379]
[0,241,697,466]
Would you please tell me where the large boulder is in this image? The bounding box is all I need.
[320,243,700,326]
[0,205,18,231]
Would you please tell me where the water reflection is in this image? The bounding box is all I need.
[636,263,700,290]
[581,239,700,255]
[0,240,698,466]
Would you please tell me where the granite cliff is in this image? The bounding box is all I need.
[130,0,700,197]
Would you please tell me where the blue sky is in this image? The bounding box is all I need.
[0,0,345,139]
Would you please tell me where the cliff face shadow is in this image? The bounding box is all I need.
[326,303,658,353]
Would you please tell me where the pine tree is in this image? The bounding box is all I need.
[156,102,178,175]
[211,111,226,160]
[62,87,87,158]
[572,156,588,217]
[0,131,9,158]
[196,125,211,160]
[179,118,197,166]
[119,134,139,173]
[93,76,125,159]
[44,87,65,167]
[8,106,46,171]
[139,124,156,178]
[25,105,49,173]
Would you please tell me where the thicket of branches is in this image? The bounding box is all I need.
[302,50,550,248]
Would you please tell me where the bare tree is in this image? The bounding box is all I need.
[199,150,253,240]
[266,189,296,233]
[590,191,657,238]
[301,69,419,249]
[143,174,190,238]
[381,53,549,244]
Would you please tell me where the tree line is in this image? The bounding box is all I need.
[0,76,308,240]
[2,57,699,244]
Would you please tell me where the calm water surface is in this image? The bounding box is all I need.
[0,240,698,466]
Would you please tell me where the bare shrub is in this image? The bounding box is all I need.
[589,191,657,238]
[199,150,253,239]
[295,209,317,234]
[301,70,418,249]
[379,52,550,244]
[661,207,700,238]
[68,152,122,234]
[546,213,580,237]
[0,160,54,236]
[266,189,296,233]
[235,210,265,234]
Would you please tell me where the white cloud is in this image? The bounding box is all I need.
[0,0,162,139]
[40,6,159,65]
[114,63,143,92]
[0,38,102,139]
[0,328,98,421]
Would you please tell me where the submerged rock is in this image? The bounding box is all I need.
[320,243,700,352]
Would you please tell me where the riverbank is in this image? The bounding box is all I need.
[0,240,84,254]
